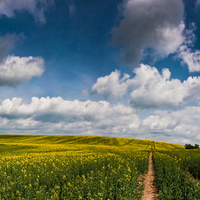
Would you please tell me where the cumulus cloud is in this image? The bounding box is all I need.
[129,64,200,108]
[87,64,200,108]
[0,0,54,23]
[142,114,174,131]
[173,23,200,72]
[0,96,200,144]
[111,0,185,67]
[0,96,133,120]
[0,33,44,87]
[178,45,200,72]
[90,70,130,99]
[0,56,44,86]
[0,34,45,87]
[142,107,200,141]
[0,96,141,135]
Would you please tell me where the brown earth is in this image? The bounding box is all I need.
[142,152,160,200]
[188,173,200,187]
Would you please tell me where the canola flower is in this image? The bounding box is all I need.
[160,149,200,179]
[0,135,150,200]
[153,142,200,200]
[1,135,199,200]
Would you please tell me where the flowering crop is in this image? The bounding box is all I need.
[0,135,150,200]
[153,152,200,199]
[153,141,200,200]
[159,149,200,179]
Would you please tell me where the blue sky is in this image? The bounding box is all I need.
[0,0,200,144]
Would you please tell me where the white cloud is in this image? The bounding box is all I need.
[111,0,185,67]
[0,34,45,87]
[0,56,44,86]
[87,64,200,108]
[129,64,200,108]
[174,23,200,72]
[178,45,200,72]
[0,96,134,121]
[90,70,130,99]
[142,107,200,141]
[142,113,176,131]
[0,96,141,136]
[0,96,200,144]
[0,0,54,23]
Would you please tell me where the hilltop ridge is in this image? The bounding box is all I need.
[0,135,184,150]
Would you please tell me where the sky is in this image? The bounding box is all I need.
[0,0,200,144]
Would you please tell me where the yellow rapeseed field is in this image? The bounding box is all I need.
[0,135,152,200]
[1,135,199,200]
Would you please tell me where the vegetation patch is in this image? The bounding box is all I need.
[0,135,200,199]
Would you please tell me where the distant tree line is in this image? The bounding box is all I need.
[185,144,199,149]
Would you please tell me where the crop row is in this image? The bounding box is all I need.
[158,150,200,179]
[153,152,200,200]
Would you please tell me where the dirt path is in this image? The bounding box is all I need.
[142,152,160,200]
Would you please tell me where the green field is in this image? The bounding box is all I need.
[0,135,199,199]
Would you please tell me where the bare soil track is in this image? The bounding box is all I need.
[142,152,160,200]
